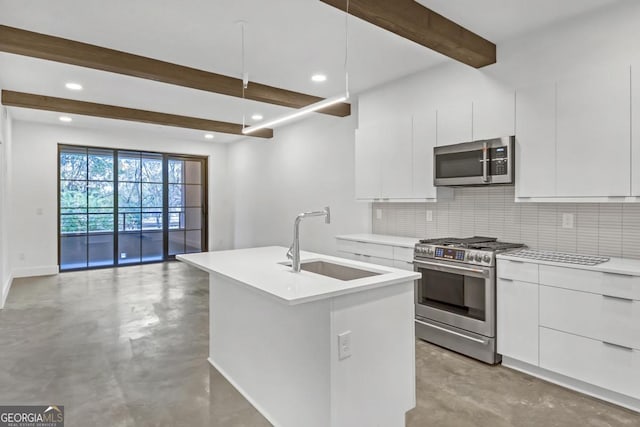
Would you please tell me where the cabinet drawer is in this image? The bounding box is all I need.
[393,246,415,263]
[393,259,415,271]
[336,239,394,260]
[539,265,640,301]
[357,254,395,268]
[540,285,640,350]
[540,327,640,399]
[497,259,538,283]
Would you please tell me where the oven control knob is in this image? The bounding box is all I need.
[426,247,433,256]
[474,253,482,262]
[483,254,491,263]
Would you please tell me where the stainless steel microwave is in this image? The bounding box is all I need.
[433,136,515,186]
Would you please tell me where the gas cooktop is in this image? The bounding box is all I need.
[415,236,525,266]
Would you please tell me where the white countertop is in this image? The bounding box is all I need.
[497,252,640,276]
[177,246,420,305]
[336,233,420,248]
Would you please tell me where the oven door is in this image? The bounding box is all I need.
[414,258,495,337]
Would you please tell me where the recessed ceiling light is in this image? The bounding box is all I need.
[59,116,73,123]
[65,82,83,91]
[251,114,263,121]
[204,133,215,140]
[311,74,327,82]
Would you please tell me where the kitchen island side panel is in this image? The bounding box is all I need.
[209,273,331,427]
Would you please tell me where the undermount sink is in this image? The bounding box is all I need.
[281,260,382,281]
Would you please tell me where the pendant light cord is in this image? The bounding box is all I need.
[241,21,247,128]
[344,0,350,97]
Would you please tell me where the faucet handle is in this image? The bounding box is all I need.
[324,206,331,224]
[286,244,294,260]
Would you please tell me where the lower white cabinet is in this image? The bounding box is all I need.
[336,236,417,271]
[540,327,640,400]
[496,256,640,410]
[497,278,539,366]
[540,285,640,351]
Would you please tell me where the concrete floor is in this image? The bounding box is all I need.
[0,262,638,427]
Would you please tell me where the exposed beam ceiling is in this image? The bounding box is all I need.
[319,0,496,68]
[1,90,274,139]
[0,25,350,117]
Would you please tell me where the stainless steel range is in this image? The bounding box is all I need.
[413,236,525,364]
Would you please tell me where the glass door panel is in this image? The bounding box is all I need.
[167,157,205,255]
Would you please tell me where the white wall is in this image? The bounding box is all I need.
[9,121,232,278]
[228,111,369,256]
[0,104,13,307]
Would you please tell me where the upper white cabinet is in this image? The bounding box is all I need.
[556,66,631,197]
[412,111,438,199]
[355,114,450,201]
[632,64,640,196]
[473,90,515,141]
[515,82,557,198]
[516,65,632,200]
[436,102,472,146]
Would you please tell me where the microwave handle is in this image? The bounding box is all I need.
[482,141,489,183]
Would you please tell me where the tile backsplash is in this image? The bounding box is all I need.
[372,187,640,259]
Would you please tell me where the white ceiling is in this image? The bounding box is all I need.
[0,0,627,143]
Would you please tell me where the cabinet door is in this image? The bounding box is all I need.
[412,111,437,199]
[436,102,472,146]
[355,124,383,200]
[515,82,556,198]
[473,90,515,141]
[497,278,539,365]
[381,117,413,199]
[632,64,640,196]
[556,66,631,197]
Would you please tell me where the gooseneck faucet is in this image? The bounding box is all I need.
[286,206,331,272]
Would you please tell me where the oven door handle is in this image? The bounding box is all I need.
[413,259,490,277]
[415,319,489,345]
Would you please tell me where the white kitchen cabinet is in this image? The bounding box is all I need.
[355,122,384,200]
[436,102,472,146]
[515,82,557,198]
[540,327,640,400]
[473,90,515,141]
[556,66,631,197]
[496,254,640,411]
[497,278,539,366]
[336,235,418,271]
[412,111,438,199]
[632,64,640,196]
[355,117,413,200]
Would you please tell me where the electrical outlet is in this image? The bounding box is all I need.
[562,213,574,229]
[36,208,43,215]
[376,209,383,220]
[338,331,352,360]
[120,252,127,259]
[18,253,25,261]
[426,210,433,222]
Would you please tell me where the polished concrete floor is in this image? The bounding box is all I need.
[0,262,638,427]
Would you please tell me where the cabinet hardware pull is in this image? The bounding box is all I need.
[602,294,634,302]
[602,341,634,352]
[500,278,514,282]
[362,254,371,258]
[604,271,635,277]
[508,260,524,264]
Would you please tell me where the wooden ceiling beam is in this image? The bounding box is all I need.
[1,90,273,139]
[319,0,496,68]
[0,25,350,117]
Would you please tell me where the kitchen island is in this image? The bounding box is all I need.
[177,246,420,427]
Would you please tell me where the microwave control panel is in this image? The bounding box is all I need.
[435,247,466,261]
[491,147,508,175]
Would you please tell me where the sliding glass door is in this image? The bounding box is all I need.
[59,145,207,271]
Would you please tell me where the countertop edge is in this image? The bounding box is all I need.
[336,234,419,248]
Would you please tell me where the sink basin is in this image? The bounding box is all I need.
[282,260,382,281]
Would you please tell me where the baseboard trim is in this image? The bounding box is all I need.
[1,273,13,309]
[207,357,281,427]
[12,265,59,278]
[502,357,640,413]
